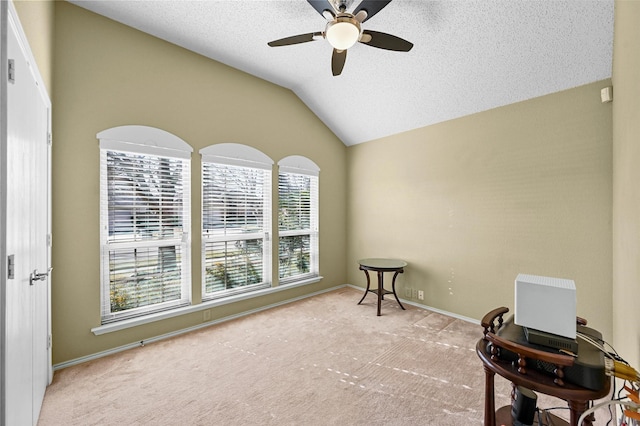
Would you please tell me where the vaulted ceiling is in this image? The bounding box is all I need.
[68,0,614,146]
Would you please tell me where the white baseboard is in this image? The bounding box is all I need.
[345,283,480,325]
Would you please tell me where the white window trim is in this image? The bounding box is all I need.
[98,125,192,159]
[200,143,272,170]
[97,125,193,324]
[278,155,320,176]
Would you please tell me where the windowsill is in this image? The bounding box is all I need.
[91,276,323,335]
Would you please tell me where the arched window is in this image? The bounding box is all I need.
[278,156,320,283]
[97,125,192,323]
[200,143,273,300]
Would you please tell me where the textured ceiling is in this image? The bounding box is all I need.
[68,0,614,146]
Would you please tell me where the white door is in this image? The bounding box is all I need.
[30,87,51,426]
[2,3,52,425]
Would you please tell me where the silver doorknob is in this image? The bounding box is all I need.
[30,267,52,286]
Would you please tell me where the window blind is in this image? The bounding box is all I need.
[278,171,319,282]
[106,152,186,241]
[100,149,191,323]
[202,161,271,299]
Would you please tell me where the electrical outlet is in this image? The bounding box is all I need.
[418,290,424,301]
[412,288,418,298]
[404,288,412,298]
[203,309,211,321]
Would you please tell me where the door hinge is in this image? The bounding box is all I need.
[47,234,52,247]
[48,334,52,349]
[8,59,15,84]
[7,255,15,279]
[48,133,52,145]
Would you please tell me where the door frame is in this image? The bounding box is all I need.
[0,0,8,417]
[0,0,53,422]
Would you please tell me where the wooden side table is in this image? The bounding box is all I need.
[476,307,611,426]
[357,258,407,316]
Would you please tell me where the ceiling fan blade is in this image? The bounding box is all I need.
[353,0,392,23]
[268,32,322,47]
[332,49,347,76]
[359,30,413,52]
[307,0,335,18]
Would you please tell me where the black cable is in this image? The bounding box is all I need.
[606,377,619,426]
[600,393,616,426]
[536,407,569,426]
[618,380,629,400]
[537,407,544,426]
[541,406,569,413]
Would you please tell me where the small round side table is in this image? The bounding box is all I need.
[357,258,407,316]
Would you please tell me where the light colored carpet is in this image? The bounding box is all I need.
[38,287,592,425]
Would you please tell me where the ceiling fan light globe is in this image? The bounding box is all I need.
[325,18,361,50]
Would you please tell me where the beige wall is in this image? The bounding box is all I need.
[612,0,640,368]
[347,81,613,340]
[17,0,633,368]
[51,2,347,364]
[12,0,54,94]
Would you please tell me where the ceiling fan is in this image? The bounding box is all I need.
[267,0,414,76]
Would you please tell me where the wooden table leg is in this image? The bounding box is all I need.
[357,269,371,305]
[377,271,383,316]
[484,365,496,426]
[569,400,590,425]
[391,269,406,310]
